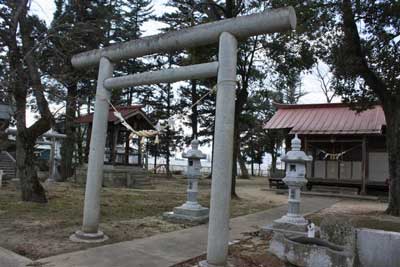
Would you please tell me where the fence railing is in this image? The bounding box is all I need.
[147,163,269,177]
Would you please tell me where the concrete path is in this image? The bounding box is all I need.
[6,196,338,267]
[0,247,31,267]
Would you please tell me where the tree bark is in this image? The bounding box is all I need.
[191,79,198,138]
[383,100,400,216]
[60,82,77,180]
[238,152,249,179]
[166,83,172,177]
[153,144,158,174]
[16,132,47,202]
[271,151,277,174]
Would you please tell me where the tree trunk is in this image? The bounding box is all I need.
[271,150,277,174]
[238,152,249,179]
[166,82,172,177]
[251,157,254,177]
[60,82,77,180]
[77,108,84,164]
[231,86,248,196]
[16,132,47,203]
[384,100,400,216]
[191,80,198,138]
[154,144,158,174]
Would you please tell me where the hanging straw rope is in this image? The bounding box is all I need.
[310,144,361,160]
[103,85,217,144]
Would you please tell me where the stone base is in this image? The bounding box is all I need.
[198,260,234,267]
[69,230,109,243]
[75,164,153,189]
[163,205,209,224]
[272,215,308,232]
[261,224,310,239]
[268,231,354,267]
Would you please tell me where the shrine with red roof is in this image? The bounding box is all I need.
[264,103,388,193]
[76,105,154,166]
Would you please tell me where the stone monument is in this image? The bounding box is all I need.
[163,139,209,223]
[272,134,313,232]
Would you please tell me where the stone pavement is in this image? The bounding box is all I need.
[2,196,338,267]
[0,247,31,267]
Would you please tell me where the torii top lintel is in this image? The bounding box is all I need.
[71,6,296,69]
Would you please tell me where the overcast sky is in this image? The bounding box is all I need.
[27,0,339,127]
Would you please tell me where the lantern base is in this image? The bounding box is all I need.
[272,215,308,232]
[163,205,209,224]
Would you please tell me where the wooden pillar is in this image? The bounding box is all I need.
[144,142,149,170]
[361,136,367,195]
[125,130,130,165]
[138,137,142,167]
[304,136,309,179]
[311,146,316,178]
[111,125,119,164]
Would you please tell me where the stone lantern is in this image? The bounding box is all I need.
[163,139,209,223]
[273,134,312,232]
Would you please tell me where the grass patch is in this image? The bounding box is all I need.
[0,177,280,259]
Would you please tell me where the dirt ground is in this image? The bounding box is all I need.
[173,231,287,267]
[0,176,287,260]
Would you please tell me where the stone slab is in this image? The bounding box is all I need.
[357,228,400,267]
[0,247,32,267]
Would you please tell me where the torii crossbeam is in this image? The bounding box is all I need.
[70,7,296,267]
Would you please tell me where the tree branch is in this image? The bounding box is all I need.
[341,0,387,101]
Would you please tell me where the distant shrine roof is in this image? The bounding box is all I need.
[264,103,386,135]
[75,105,148,124]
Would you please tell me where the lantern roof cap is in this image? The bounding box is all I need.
[182,139,206,159]
[281,134,312,162]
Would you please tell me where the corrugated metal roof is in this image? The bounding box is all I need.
[75,105,144,124]
[264,103,386,135]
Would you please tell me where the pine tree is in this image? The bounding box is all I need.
[45,0,118,179]
[159,1,218,143]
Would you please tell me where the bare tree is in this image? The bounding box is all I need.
[314,63,336,103]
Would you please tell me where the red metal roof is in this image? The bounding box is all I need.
[75,105,145,124]
[264,103,386,135]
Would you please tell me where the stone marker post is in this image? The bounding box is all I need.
[163,139,209,223]
[273,134,312,232]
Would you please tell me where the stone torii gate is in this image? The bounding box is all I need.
[70,7,296,267]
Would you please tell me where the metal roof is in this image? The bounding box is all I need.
[264,103,386,135]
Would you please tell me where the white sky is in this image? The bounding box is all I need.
[28,0,339,127]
